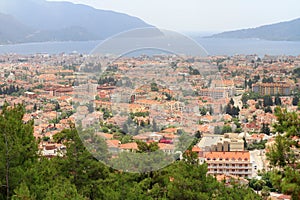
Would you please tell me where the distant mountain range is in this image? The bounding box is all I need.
[210,18,300,41]
[0,0,152,44]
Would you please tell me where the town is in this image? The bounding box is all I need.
[1,52,300,199]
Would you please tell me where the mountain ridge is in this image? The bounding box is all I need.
[209,18,300,41]
[0,0,152,44]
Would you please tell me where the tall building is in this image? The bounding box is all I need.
[252,82,291,96]
[199,80,236,99]
[204,151,253,178]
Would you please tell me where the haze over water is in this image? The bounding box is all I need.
[0,38,299,56]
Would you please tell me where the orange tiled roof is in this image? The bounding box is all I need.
[106,140,120,148]
[96,132,114,140]
[158,143,175,150]
[162,128,177,133]
[250,134,265,139]
[192,146,202,152]
[205,151,250,161]
[119,142,138,150]
[162,133,179,139]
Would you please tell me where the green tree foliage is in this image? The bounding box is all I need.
[292,96,299,106]
[263,95,273,107]
[12,182,35,200]
[222,125,232,134]
[188,66,200,75]
[0,104,38,199]
[273,107,300,137]
[260,123,270,135]
[229,98,235,105]
[266,135,295,168]
[98,76,117,86]
[267,167,300,199]
[225,103,240,117]
[293,67,300,78]
[0,85,22,96]
[247,140,267,150]
[214,126,222,134]
[274,95,282,106]
[264,105,272,113]
[262,107,300,198]
[44,177,85,200]
[150,82,159,92]
[199,106,208,115]
[137,141,159,153]
[248,79,253,89]
[54,102,60,111]
[262,77,274,83]
[249,179,266,194]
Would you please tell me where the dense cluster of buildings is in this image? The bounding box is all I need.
[1,53,300,196]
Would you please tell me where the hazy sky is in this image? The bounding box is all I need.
[50,0,299,33]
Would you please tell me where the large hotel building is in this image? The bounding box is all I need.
[204,151,253,178]
[252,82,291,96]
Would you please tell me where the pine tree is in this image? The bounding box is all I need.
[229,98,235,105]
[0,104,38,199]
[292,96,299,106]
[274,95,282,106]
[33,104,37,111]
[12,182,34,200]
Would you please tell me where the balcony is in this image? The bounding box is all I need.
[208,171,252,175]
[208,166,252,170]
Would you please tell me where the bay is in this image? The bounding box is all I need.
[0,38,299,56]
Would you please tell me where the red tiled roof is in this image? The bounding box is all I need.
[96,132,114,140]
[205,151,250,161]
[119,142,138,150]
[106,140,120,148]
[192,146,202,152]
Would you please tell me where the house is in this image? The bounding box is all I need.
[119,142,138,152]
[96,132,114,140]
[106,140,121,154]
[157,143,175,154]
[41,144,65,158]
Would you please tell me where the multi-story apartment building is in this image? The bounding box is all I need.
[211,80,236,97]
[203,151,253,178]
[198,88,227,99]
[252,82,291,96]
